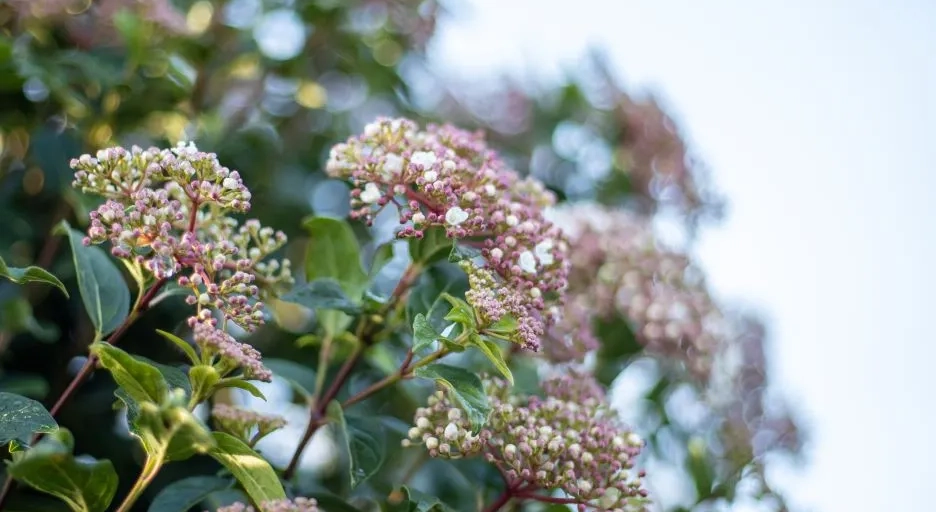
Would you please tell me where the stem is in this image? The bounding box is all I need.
[312,335,334,406]
[342,347,449,408]
[115,453,165,512]
[282,344,363,480]
[282,263,424,480]
[482,488,514,512]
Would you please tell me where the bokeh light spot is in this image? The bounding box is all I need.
[295,81,327,109]
[186,1,214,35]
[253,9,306,61]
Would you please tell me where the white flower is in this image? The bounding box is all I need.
[577,479,593,494]
[489,248,503,260]
[444,423,459,440]
[425,436,439,450]
[484,183,496,196]
[529,287,541,299]
[423,170,438,182]
[518,250,537,273]
[442,159,456,171]
[364,122,381,137]
[445,206,469,226]
[411,151,437,169]
[360,182,382,203]
[222,177,238,190]
[505,214,519,227]
[416,417,431,429]
[383,153,403,176]
[534,239,555,265]
[412,212,426,224]
[626,432,643,446]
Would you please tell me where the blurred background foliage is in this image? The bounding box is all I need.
[0,1,802,511]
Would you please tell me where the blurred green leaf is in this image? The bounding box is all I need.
[148,475,231,512]
[56,221,130,337]
[302,216,368,336]
[156,329,199,365]
[281,279,362,315]
[409,227,452,266]
[8,429,118,512]
[0,256,68,297]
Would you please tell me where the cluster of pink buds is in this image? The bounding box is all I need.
[71,142,291,381]
[326,118,569,350]
[214,497,318,512]
[545,204,725,379]
[405,372,649,511]
[211,403,285,444]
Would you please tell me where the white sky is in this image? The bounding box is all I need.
[430,1,936,511]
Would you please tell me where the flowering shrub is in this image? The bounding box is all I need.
[0,3,802,512]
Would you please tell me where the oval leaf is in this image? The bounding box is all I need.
[7,429,118,512]
[207,432,286,504]
[148,475,231,512]
[92,342,167,404]
[412,314,444,352]
[0,392,57,447]
[325,401,386,489]
[57,221,130,336]
[281,279,361,315]
[302,216,368,337]
[408,226,452,265]
[471,335,513,385]
[0,256,68,297]
[413,364,490,433]
[156,329,199,365]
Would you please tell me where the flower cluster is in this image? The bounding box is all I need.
[545,203,724,379]
[326,118,569,350]
[405,372,648,511]
[71,143,291,382]
[211,404,286,444]
[214,497,318,512]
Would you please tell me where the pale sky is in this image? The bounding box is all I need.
[430,1,936,511]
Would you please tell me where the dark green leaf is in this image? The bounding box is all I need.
[162,407,216,462]
[484,315,517,337]
[471,336,513,385]
[0,297,60,342]
[281,279,361,314]
[302,216,368,336]
[308,492,362,512]
[262,358,316,401]
[413,364,490,433]
[409,227,452,265]
[208,432,286,505]
[0,256,68,297]
[148,475,231,512]
[91,342,167,404]
[390,486,455,512]
[7,429,118,512]
[56,221,130,336]
[0,392,57,447]
[326,401,386,488]
[369,242,395,278]
[188,365,220,405]
[156,329,199,365]
[412,314,444,352]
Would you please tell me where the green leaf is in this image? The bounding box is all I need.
[302,216,368,336]
[215,379,267,400]
[0,256,68,297]
[189,365,220,404]
[447,242,482,264]
[7,429,118,512]
[0,392,57,447]
[91,342,167,404]
[390,486,455,512]
[471,336,513,385]
[413,364,490,433]
[484,315,518,337]
[412,314,444,352]
[208,432,286,505]
[0,297,60,342]
[408,226,452,265]
[441,294,475,329]
[56,221,130,336]
[148,475,231,512]
[369,242,395,278]
[281,279,362,315]
[161,406,216,461]
[156,329,199,365]
[326,401,386,488]
[308,492,362,512]
[262,358,316,401]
